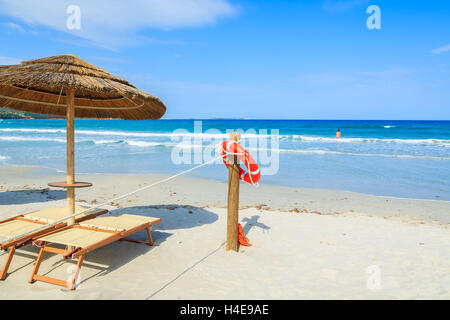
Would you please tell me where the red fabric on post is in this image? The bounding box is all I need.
[238,223,252,247]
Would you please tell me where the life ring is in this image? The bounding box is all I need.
[220,140,261,185]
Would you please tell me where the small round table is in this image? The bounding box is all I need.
[48,182,93,189]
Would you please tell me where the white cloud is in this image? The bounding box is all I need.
[431,44,450,55]
[5,22,25,32]
[0,0,239,48]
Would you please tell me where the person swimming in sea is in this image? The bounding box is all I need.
[336,129,341,139]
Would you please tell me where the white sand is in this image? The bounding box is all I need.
[0,166,449,299]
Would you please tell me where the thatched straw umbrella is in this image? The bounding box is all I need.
[0,54,166,225]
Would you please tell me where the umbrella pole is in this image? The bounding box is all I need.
[66,88,76,225]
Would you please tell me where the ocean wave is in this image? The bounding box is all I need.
[383,125,396,128]
[268,148,450,160]
[152,142,450,161]
[294,135,450,147]
[0,128,65,133]
[1,128,449,147]
[77,139,170,147]
[0,136,66,143]
[126,141,167,147]
[0,135,196,148]
[75,130,252,139]
[79,139,124,145]
[0,128,268,139]
[0,141,447,161]
[0,136,128,145]
[92,139,123,145]
[125,141,212,149]
[84,139,183,148]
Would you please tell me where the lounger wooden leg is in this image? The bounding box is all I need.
[68,255,84,291]
[29,246,45,284]
[29,245,83,290]
[146,226,154,246]
[0,247,16,280]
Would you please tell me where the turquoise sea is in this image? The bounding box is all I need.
[0,119,449,200]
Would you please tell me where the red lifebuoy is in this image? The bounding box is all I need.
[220,140,261,185]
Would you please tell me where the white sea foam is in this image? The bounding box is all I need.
[126,141,165,147]
[0,155,9,160]
[264,148,450,160]
[0,128,65,133]
[294,135,450,147]
[1,128,449,147]
[0,128,266,139]
[90,139,124,145]
[75,130,240,139]
[131,140,449,161]
[0,136,66,143]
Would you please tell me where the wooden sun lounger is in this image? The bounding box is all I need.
[0,205,108,280]
[29,214,161,290]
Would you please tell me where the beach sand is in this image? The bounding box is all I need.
[0,166,449,299]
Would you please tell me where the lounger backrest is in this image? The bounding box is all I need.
[0,220,44,239]
[79,214,161,232]
[24,205,103,224]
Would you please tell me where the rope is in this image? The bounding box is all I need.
[1,146,247,245]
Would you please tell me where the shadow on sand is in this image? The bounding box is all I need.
[242,215,271,234]
[2,204,219,290]
[0,189,66,205]
[108,204,219,230]
[145,215,270,299]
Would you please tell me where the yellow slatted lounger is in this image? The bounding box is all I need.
[0,205,108,280]
[29,214,161,290]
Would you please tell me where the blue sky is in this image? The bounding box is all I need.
[0,0,449,120]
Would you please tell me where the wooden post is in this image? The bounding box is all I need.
[226,132,240,252]
[66,88,76,226]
